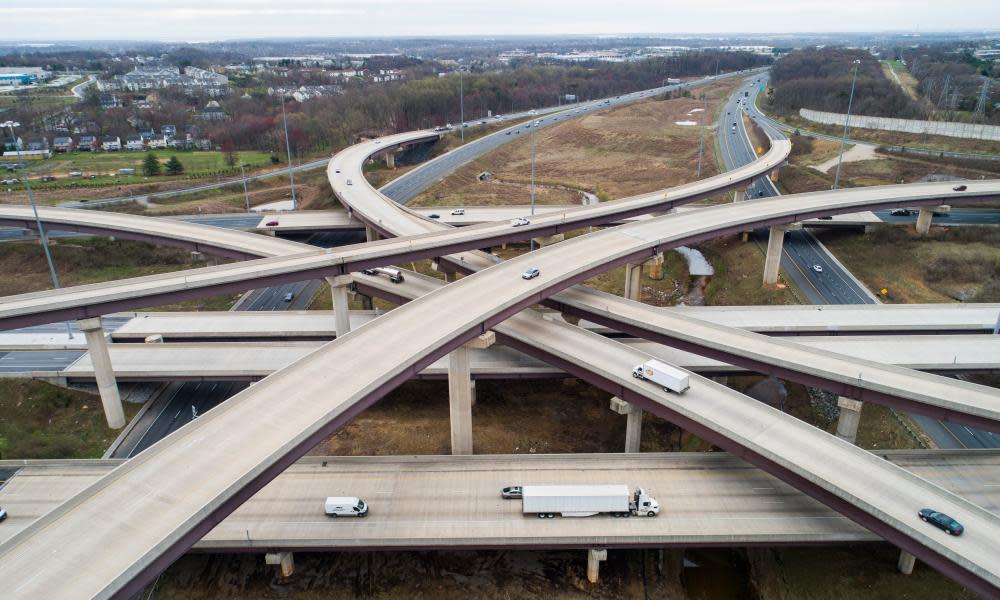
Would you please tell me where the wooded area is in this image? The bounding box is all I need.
[768,48,924,118]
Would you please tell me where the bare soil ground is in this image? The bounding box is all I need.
[410,80,740,208]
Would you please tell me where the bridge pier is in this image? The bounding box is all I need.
[624,263,642,300]
[365,226,380,242]
[897,550,916,575]
[762,225,786,285]
[587,548,608,583]
[385,152,395,169]
[326,275,353,336]
[449,332,495,454]
[915,207,947,235]
[610,396,642,453]
[835,397,863,445]
[265,551,295,577]
[78,317,125,429]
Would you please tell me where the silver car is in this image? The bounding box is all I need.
[522,267,541,280]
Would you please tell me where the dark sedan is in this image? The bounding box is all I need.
[918,508,963,536]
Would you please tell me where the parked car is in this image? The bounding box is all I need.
[451,209,465,215]
[40,175,56,182]
[511,217,530,227]
[501,486,523,499]
[522,267,541,280]
[812,264,824,273]
[69,171,82,177]
[952,185,967,191]
[918,508,963,535]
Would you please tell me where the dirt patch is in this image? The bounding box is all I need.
[811,143,882,173]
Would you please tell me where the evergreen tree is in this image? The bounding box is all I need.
[164,155,184,176]
[142,152,161,176]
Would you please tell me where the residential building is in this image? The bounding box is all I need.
[160,124,177,138]
[52,136,74,152]
[26,138,49,152]
[200,100,226,121]
[78,135,98,152]
[102,135,121,151]
[125,134,145,151]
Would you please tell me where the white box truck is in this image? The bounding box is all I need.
[521,485,660,518]
[632,359,690,393]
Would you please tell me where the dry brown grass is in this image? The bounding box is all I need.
[411,79,741,208]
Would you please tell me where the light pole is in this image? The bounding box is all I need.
[833,59,862,190]
[529,122,536,251]
[2,120,73,338]
[697,92,707,177]
[280,98,297,209]
[459,68,465,144]
[239,163,250,212]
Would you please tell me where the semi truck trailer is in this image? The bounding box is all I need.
[521,485,660,518]
[632,359,690,394]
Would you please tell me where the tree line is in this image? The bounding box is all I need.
[768,48,925,119]
[206,50,772,154]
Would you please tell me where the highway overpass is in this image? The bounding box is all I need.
[0,451,997,551]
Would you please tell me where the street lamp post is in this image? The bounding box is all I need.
[833,59,862,190]
[459,68,465,144]
[697,92,707,177]
[529,122,536,251]
[239,163,250,212]
[2,120,73,338]
[280,98,297,209]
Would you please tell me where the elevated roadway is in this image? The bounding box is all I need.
[1,451,997,551]
[43,333,1000,383]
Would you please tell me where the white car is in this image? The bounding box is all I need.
[346,179,353,186]
[451,209,465,215]
[812,264,824,273]
[521,267,541,280]
[511,217,530,227]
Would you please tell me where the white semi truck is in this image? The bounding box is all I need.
[632,359,690,393]
[521,485,660,518]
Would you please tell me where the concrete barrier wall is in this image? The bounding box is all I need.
[799,108,1000,142]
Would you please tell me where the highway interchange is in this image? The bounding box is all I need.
[1,72,1000,597]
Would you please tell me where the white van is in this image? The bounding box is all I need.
[324,496,368,517]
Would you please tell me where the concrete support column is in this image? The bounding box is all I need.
[365,226,380,242]
[769,167,780,182]
[916,207,933,235]
[610,396,643,453]
[762,225,786,285]
[897,550,916,575]
[265,551,295,578]
[78,317,125,429]
[587,548,608,583]
[470,380,477,407]
[647,253,665,281]
[326,275,352,336]
[624,263,642,300]
[385,152,395,169]
[836,397,864,445]
[448,332,495,455]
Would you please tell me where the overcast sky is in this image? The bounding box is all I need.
[3,0,999,42]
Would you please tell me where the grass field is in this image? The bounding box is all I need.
[816,226,1000,304]
[0,237,239,310]
[410,78,741,208]
[0,379,142,459]
[25,149,274,177]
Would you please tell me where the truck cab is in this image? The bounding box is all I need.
[632,488,660,516]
